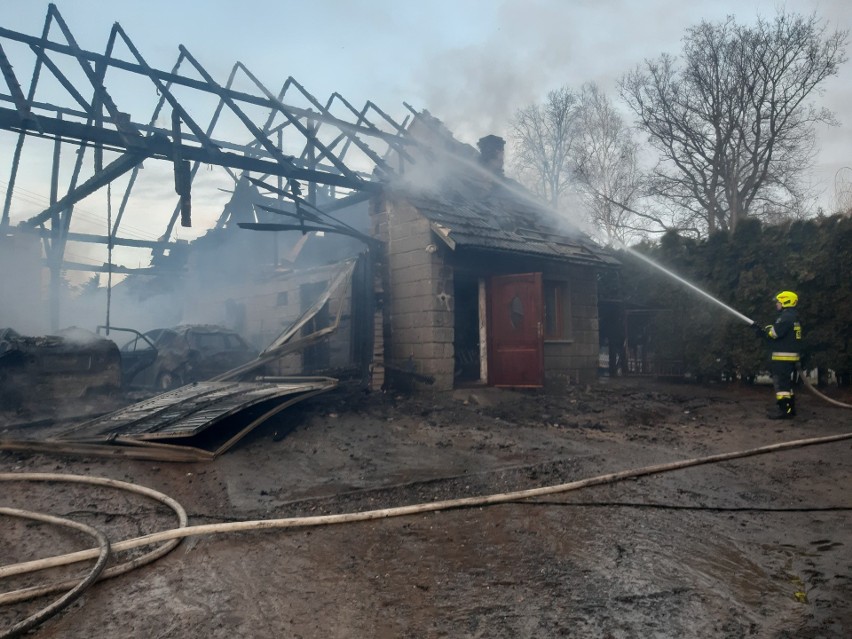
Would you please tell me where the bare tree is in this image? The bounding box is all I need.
[573,83,646,244]
[510,84,650,243]
[509,87,581,210]
[834,167,852,216]
[620,11,848,235]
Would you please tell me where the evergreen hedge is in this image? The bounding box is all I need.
[611,214,852,384]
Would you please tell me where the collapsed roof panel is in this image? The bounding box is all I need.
[54,379,333,440]
[0,378,337,462]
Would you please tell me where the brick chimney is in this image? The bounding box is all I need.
[477,134,505,176]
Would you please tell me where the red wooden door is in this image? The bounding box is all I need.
[488,273,544,387]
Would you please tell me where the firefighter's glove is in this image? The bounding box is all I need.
[751,322,766,338]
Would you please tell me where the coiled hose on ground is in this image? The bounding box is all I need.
[0,508,110,639]
[3,425,852,638]
[0,474,188,639]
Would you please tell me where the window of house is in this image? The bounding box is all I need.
[543,280,572,340]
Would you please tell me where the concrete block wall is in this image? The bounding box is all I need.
[543,266,600,386]
[379,197,455,390]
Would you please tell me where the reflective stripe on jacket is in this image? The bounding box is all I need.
[771,351,800,362]
[767,307,801,362]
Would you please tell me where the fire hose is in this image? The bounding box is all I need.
[0,475,187,639]
[3,428,852,637]
[0,508,110,639]
[627,243,852,413]
[742,314,851,411]
[798,364,852,409]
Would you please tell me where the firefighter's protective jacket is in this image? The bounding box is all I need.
[764,307,802,362]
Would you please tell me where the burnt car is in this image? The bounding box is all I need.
[117,324,258,391]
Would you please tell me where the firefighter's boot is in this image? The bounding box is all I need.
[767,398,794,420]
[789,395,796,417]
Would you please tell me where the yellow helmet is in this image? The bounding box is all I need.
[775,291,798,308]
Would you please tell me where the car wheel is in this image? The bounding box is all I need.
[156,370,183,391]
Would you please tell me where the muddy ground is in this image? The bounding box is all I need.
[1,377,850,638]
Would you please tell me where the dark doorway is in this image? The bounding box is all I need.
[454,276,480,383]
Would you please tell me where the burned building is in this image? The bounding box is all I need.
[0,7,618,398]
[0,8,623,465]
[147,115,618,392]
[373,117,618,391]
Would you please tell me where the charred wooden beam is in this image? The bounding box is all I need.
[234,64,366,183]
[57,260,181,275]
[24,151,145,227]
[116,25,219,155]
[246,177,373,212]
[24,227,176,250]
[0,107,380,196]
[238,220,381,249]
[0,24,414,147]
[0,43,35,123]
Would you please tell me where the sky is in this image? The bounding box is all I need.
[3,0,852,224]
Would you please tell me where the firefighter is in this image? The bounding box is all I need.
[752,291,802,419]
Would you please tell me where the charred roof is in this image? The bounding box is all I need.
[389,113,619,268]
